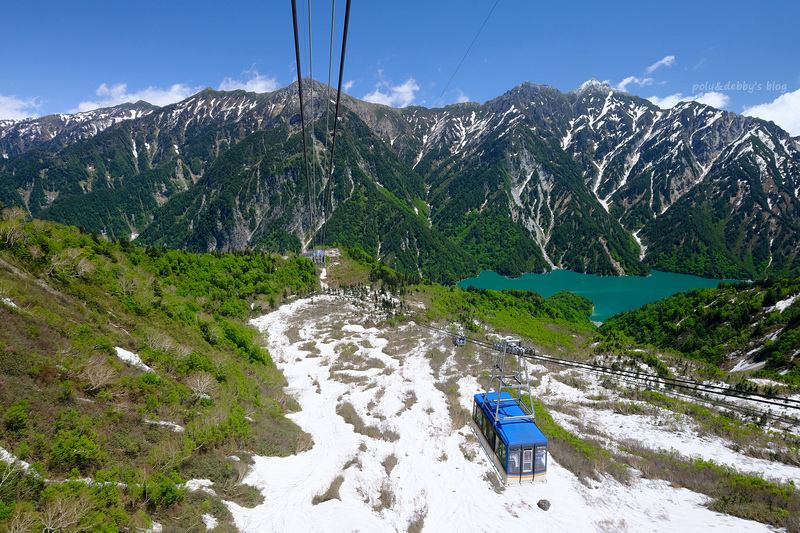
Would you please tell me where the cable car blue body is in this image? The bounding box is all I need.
[471,392,548,485]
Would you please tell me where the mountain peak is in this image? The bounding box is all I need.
[570,78,613,95]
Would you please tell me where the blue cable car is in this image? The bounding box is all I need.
[471,391,548,485]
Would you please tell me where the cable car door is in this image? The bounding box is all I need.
[507,447,521,482]
[521,447,533,482]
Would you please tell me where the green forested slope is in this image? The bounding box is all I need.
[600,277,800,383]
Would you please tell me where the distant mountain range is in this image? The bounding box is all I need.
[2,79,800,283]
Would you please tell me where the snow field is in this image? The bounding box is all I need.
[535,370,800,485]
[221,295,784,532]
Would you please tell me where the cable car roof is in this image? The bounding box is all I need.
[475,392,548,447]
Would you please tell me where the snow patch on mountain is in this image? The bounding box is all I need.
[632,230,647,261]
[114,347,154,373]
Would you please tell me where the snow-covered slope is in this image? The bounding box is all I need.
[225,294,793,532]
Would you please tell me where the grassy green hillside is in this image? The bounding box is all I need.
[0,211,316,531]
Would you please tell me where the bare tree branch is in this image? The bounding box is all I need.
[145,329,175,353]
[5,505,38,533]
[0,207,27,221]
[75,257,94,278]
[50,248,83,277]
[1,222,26,247]
[40,493,88,533]
[82,363,117,391]
[174,344,192,361]
[184,372,218,398]
[0,459,22,490]
[117,276,137,296]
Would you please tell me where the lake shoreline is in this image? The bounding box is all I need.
[457,269,733,323]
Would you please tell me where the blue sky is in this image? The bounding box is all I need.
[2,0,799,134]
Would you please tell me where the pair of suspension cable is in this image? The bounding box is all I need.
[416,322,800,425]
[291,0,351,263]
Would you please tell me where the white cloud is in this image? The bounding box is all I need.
[75,83,199,112]
[743,88,800,136]
[455,89,470,104]
[0,94,40,120]
[645,55,676,75]
[342,80,355,91]
[363,77,419,108]
[648,93,684,109]
[615,76,654,92]
[219,69,279,93]
[648,91,730,110]
[615,56,672,95]
[693,91,730,109]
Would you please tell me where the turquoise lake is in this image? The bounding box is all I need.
[457,270,732,323]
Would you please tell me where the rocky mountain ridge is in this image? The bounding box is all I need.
[2,80,800,281]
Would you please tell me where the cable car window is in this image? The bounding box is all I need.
[507,447,520,475]
[486,425,496,450]
[495,439,507,472]
[472,402,480,425]
[522,448,533,474]
[534,446,547,474]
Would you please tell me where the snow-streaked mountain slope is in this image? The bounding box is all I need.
[5,80,800,280]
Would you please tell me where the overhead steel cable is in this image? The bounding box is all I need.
[321,0,335,260]
[414,323,800,421]
[433,0,500,108]
[531,356,800,425]
[522,352,800,411]
[443,323,800,410]
[522,352,800,416]
[418,323,800,407]
[307,0,318,251]
[324,1,335,162]
[321,0,352,260]
[465,340,797,425]
[291,0,314,252]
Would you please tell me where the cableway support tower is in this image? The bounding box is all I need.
[482,340,537,424]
